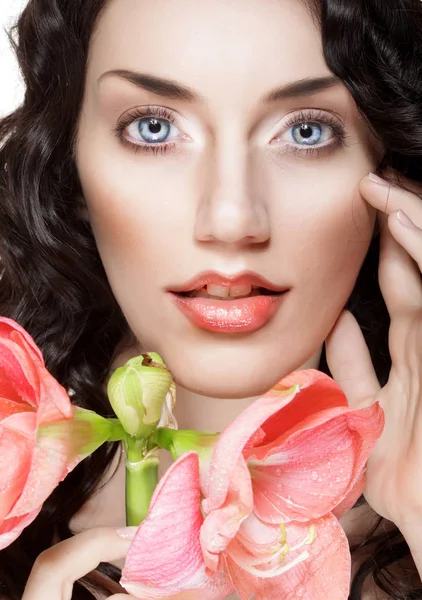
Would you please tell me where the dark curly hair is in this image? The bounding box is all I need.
[0,0,421,598]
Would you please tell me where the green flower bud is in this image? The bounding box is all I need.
[107,352,174,438]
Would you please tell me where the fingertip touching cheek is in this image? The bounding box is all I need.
[75,0,380,398]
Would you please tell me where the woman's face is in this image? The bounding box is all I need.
[75,0,379,398]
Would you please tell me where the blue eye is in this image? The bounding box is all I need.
[130,117,172,144]
[114,106,183,155]
[271,110,347,156]
[291,122,327,146]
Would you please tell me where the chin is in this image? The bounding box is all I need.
[175,373,275,399]
[162,345,321,399]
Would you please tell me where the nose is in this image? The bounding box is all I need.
[194,141,271,246]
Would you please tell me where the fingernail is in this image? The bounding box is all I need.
[116,526,138,539]
[368,172,389,186]
[396,209,417,229]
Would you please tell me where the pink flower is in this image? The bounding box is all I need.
[121,452,235,599]
[122,369,384,600]
[200,369,384,598]
[0,317,111,550]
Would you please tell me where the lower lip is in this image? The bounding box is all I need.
[169,292,288,333]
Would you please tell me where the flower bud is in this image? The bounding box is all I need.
[107,352,174,438]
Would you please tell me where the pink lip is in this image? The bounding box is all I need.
[169,292,288,334]
[167,270,290,333]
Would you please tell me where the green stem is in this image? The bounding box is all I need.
[155,427,173,451]
[155,427,220,462]
[124,437,159,526]
[107,417,128,442]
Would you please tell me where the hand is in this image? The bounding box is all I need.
[324,171,422,530]
[22,526,138,600]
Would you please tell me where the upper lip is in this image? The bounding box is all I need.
[168,270,289,293]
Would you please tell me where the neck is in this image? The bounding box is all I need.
[109,340,323,435]
[172,348,323,433]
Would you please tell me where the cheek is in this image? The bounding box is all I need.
[284,177,375,321]
[261,153,376,359]
[75,145,189,287]
[265,151,376,292]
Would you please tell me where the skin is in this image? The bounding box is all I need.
[72,3,383,591]
[23,1,422,599]
[75,0,379,415]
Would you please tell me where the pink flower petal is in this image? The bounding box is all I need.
[0,320,71,423]
[0,317,77,547]
[121,452,234,600]
[0,506,42,551]
[233,512,287,561]
[226,513,351,600]
[0,420,34,521]
[36,369,72,426]
[7,417,74,518]
[0,340,38,407]
[200,456,253,571]
[332,473,366,520]
[249,415,355,522]
[0,318,44,365]
[2,412,37,437]
[0,397,34,420]
[204,370,347,514]
[244,404,353,466]
[248,403,384,523]
[260,370,348,444]
[203,386,300,515]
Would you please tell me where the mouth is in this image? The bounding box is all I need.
[168,270,288,298]
[176,284,279,300]
[167,272,289,334]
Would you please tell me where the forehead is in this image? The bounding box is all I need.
[89,0,331,107]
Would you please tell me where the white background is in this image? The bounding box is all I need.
[0,1,28,117]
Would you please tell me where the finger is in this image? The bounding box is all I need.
[388,209,422,274]
[377,211,422,315]
[22,527,137,600]
[325,310,380,409]
[359,172,422,228]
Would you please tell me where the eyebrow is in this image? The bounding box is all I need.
[98,70,341,103]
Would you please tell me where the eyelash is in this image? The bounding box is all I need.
[114,106,178,155]
[276,109,348,157]
[113,106,348,157]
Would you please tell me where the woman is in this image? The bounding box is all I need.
[0,0,422,598]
